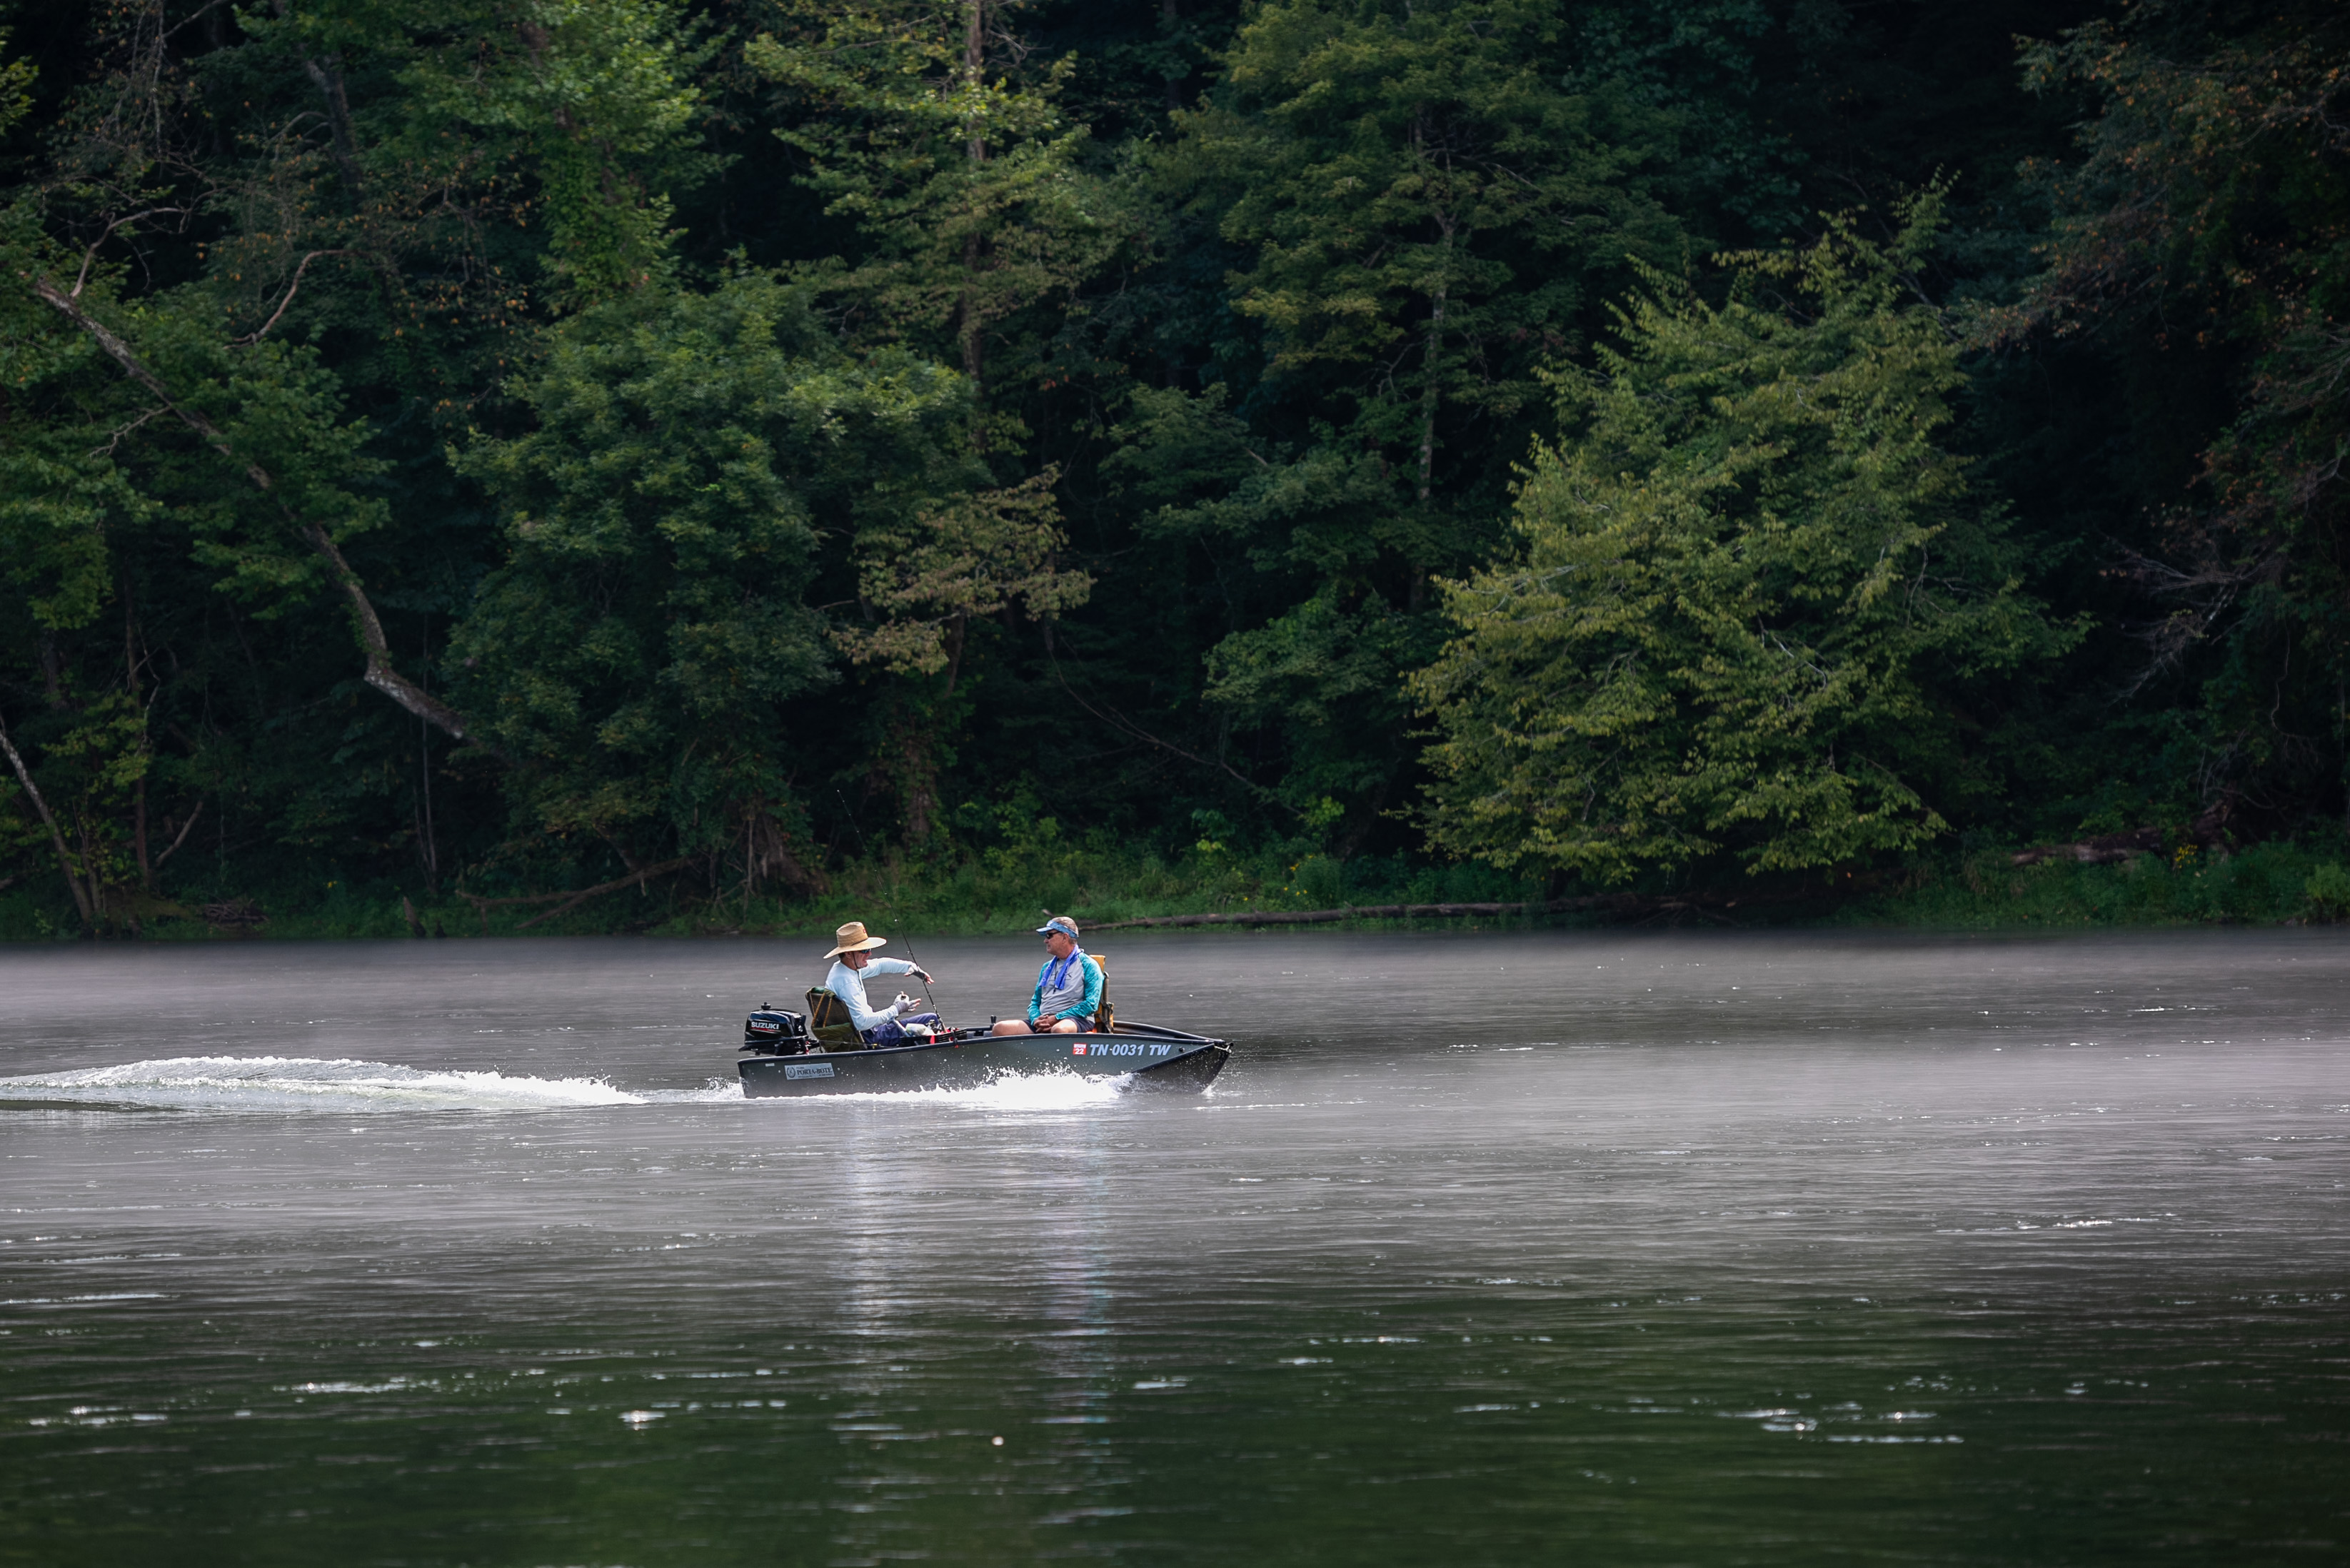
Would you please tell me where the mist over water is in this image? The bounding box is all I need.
[1,930,2344,1565]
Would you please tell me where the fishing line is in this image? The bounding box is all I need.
[833,787,938,1017]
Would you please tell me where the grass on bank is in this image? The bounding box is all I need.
[5,834,2350,942]
[0,844,1545,943]
[1848,838,2350,929]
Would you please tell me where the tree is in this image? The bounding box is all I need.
[1176,0,1681,521]
[740,3,1125,843]
[1413,196,2079,883]
[387,0,716,306]
[0,0,735,919]
[1124,0,1684,840]
[747,0,1119,408]
[448,269,974,875]
[833,468,1090,692]
[1982,0,2350,833]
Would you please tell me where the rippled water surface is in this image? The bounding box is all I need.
[1,929,2344,1565]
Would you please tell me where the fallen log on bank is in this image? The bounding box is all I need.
[458,856,696,933]
[2009,827,2161,866]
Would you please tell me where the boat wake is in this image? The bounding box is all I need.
[0,1055,1141,1115]
[0,1055,665,1115]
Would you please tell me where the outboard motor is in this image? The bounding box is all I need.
[741,1006,811,1055]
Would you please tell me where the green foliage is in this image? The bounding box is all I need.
[1865,840,2342,930]
[1201,589,1432,812]
[748,0,1121,398]
[1113,0,1691,844]
[740,1,1122,848]
[0,269,146,635]
[1415,195,2080,883]
[835,468,1091,679]
[1173,0,1682,501]
[0,27,31,140]
[450,269,968,850]
[1987,0,2350,833]
[376,0,716,304]
[3,0,2346,937]
[2304,862,2350,923]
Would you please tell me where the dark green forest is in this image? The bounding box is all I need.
[2,0,2346,938]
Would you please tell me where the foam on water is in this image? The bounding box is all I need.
[0,1058,1143,1115]
[0,1055,648,1114]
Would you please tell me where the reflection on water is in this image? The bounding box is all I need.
[0,930,2344,1565]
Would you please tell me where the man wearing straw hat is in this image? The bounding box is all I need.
[823,920,938,1044]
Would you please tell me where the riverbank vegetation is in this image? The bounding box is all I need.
[6,831,2346,940]
[3,0,2347,940]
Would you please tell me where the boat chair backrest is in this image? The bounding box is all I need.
[804,987,864,1049]
[1092,952,1114,1032]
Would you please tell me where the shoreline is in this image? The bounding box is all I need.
[1,838,2342,943]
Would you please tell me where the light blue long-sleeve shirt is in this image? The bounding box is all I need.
[826,956,918,1035]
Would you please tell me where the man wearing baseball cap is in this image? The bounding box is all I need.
[822,920,938,1044]
[990,915,1102,1036]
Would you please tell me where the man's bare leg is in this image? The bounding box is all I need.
[991,1018,1033,1036]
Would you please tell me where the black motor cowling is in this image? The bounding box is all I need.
[741,1007,810,1055]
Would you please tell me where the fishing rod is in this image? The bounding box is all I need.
[832,787,938,1017]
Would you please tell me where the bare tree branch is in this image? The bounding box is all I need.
[69,208,187,298]
[236,248,352,343]
[153,801,204,868]
[28,273,472,742]
[0,712,95,927]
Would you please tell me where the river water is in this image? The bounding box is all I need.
[0,929,2343,1565]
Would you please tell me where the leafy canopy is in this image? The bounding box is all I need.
[451,271,972,848]
[1415,194,2081,883]
[747,0,1119,397]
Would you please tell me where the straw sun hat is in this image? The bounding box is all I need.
[823,920,888,959]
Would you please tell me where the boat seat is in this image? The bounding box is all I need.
[804,987,865,1049]
[1093,952,1114,1032]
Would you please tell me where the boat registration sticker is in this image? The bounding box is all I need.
[1071,1044,1088,1055]
[783,1061,836,1080]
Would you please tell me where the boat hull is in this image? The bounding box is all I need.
[738,1024,1229,1098]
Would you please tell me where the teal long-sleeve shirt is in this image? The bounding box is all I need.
[1026,950,1103,1026]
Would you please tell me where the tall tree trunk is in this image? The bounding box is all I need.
[74,815,105,930]
[905,780,935,847]
[1409,113,1453,620]
[958,0,988,396]
[1408,221,1450,618]
[125,588,153,890]
[1163,0,1182,114]
[416,623,439,888]
[942,611,970,700]
[964,0,987,154]
[37,631,66,710]
[1412,108,1453,510]
[301,53,365,197]
[899,741,939,848]
[961,235,985,391]
[1416,220,1452,507]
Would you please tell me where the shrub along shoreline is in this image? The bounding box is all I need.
[4,838,2347,943]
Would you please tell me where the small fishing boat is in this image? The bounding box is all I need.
[736,1002,1230,1097]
